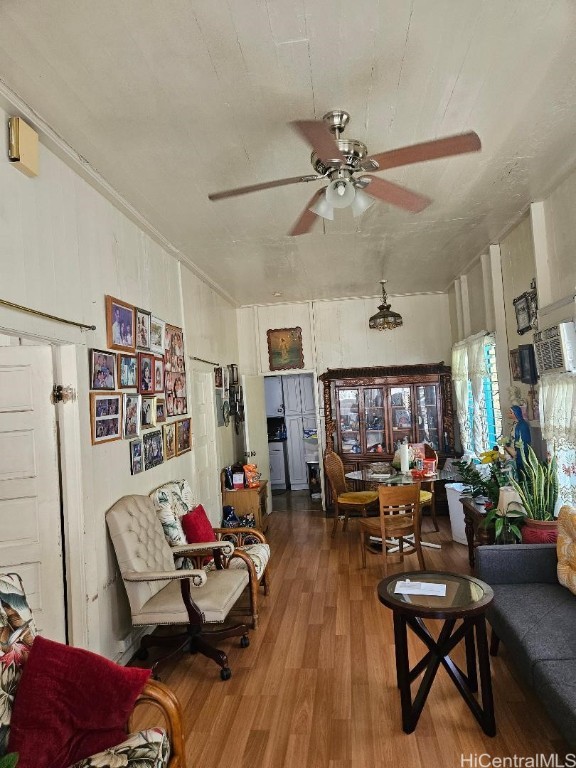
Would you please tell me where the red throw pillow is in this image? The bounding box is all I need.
[182,504,217,543]
[8,636,150,768]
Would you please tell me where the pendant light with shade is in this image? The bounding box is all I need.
[369,280,403,330]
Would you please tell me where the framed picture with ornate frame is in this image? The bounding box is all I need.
[513,286,538,335]
[267,327,304,371]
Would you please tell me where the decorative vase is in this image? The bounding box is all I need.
[521,517,558,544]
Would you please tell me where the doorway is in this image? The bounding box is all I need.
[264,372,320,503]
[0,338,67,641]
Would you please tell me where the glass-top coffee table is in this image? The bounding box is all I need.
[377,570,496,736]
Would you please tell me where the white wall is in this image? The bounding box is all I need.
[0,104,235,660]
[238,293,452,377]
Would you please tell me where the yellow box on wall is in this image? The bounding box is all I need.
[8,116,39,177]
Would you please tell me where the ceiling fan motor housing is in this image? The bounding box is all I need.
[311,139,369,175]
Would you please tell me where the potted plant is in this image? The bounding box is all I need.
[482,501,524,544]
[453,450,511,509]
[509,443,558,543]
[0,754,18,768]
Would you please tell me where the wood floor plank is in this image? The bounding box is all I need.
[131,491,568,766]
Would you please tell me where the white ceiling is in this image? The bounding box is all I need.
[1,0,576,306]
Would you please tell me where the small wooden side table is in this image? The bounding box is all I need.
[378,570,496,736]
[221,479,269,533]
[461,497,494,567]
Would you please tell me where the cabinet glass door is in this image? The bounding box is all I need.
[415,385,440,450]
[337,389,360,454]
[390,386,413,446]
[363,388,387,454]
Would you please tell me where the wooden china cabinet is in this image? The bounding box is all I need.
[320,363,455,504]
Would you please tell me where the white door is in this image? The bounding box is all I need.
[190,368,220,523]
[282,375,302,415]
[264,376,284,417]
[0,345,66,641]
[286,415,309,489]
[300,374,317,414]
[242,375,271,512]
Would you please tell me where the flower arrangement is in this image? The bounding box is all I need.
[453,449,513,508]
[0,754,18,768]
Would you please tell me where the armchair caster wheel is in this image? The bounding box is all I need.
[220,667,232,681]
[240,634,250,649]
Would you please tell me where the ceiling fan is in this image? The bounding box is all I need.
[208,110,481,236]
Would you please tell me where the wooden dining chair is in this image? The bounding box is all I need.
[323,450,379,536]
[359,483,426,575]
[419,481,439,532]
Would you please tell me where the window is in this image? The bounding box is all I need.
[453,334,502,456]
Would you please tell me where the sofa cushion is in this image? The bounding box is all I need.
[8,636,150,768]
[532,660,576,749]
[204,542,271,580]
[557,505,576,596]
[69,728,170,767]
[0,573,37,757]
[182,505,216,544]
[487,583,576,684]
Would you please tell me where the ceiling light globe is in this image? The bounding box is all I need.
[326,178,356,209]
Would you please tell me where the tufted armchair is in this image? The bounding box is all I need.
[106,494,251,681]
[0,572,186,768]
[150,480,271,628]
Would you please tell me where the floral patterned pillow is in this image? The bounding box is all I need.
[150,488,187,546]
[69,728,170,768]
[0,573,37,757]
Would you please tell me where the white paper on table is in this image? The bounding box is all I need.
[394,580,447,596]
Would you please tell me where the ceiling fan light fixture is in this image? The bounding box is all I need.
[351,188,375,218]
[325,178,356,208]
[369,280,403,331]
[310,193,335,220]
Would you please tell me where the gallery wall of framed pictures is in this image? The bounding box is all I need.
[90,295,193,477]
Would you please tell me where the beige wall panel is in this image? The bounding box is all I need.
[544,169,576,304]
[447,284,458,344]
[314,293,452,372]
[466,261,487,335]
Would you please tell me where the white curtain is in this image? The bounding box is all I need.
[468,334,493,455]
[451,343,471,453]
[540,373,576,506]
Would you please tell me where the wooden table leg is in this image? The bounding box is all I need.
[475,616,496,736]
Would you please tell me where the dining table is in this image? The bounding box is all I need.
[344,466,456,550]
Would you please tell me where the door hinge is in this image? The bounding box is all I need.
[52,384,76,404]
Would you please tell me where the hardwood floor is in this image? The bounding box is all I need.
[133,491,568,767]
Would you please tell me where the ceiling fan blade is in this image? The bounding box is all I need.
[208,174,318,201]
[291,120,347,166]
[288,189,325,236]
[361,175,431,213]
[364,131,481,172]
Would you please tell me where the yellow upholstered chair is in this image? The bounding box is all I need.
[324,450,379,536]
[419,482,439,532]
[359,484,426,575]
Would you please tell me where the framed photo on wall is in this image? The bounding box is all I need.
[106,296,135,352]
[153,355,165,394]
[143,429,164,470]
[519,344,538,384]
[117,353,137,389]
[509,348,522,381]
[155,397,166,423]
[90,392,122,445]
[135,308,151,351]
[163,422,176,460]
[141,395,157,429]
[176,417,191,455]
[267,327,304,371]
[129,439,143,475]
[122,393,141,438]
[138,352,154,393]
[150,316,166,355]
[513,287,537,335]
[90,349,117,390]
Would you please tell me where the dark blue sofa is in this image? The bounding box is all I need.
[475,544,576,749]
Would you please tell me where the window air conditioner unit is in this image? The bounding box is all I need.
[533,321,576,375]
